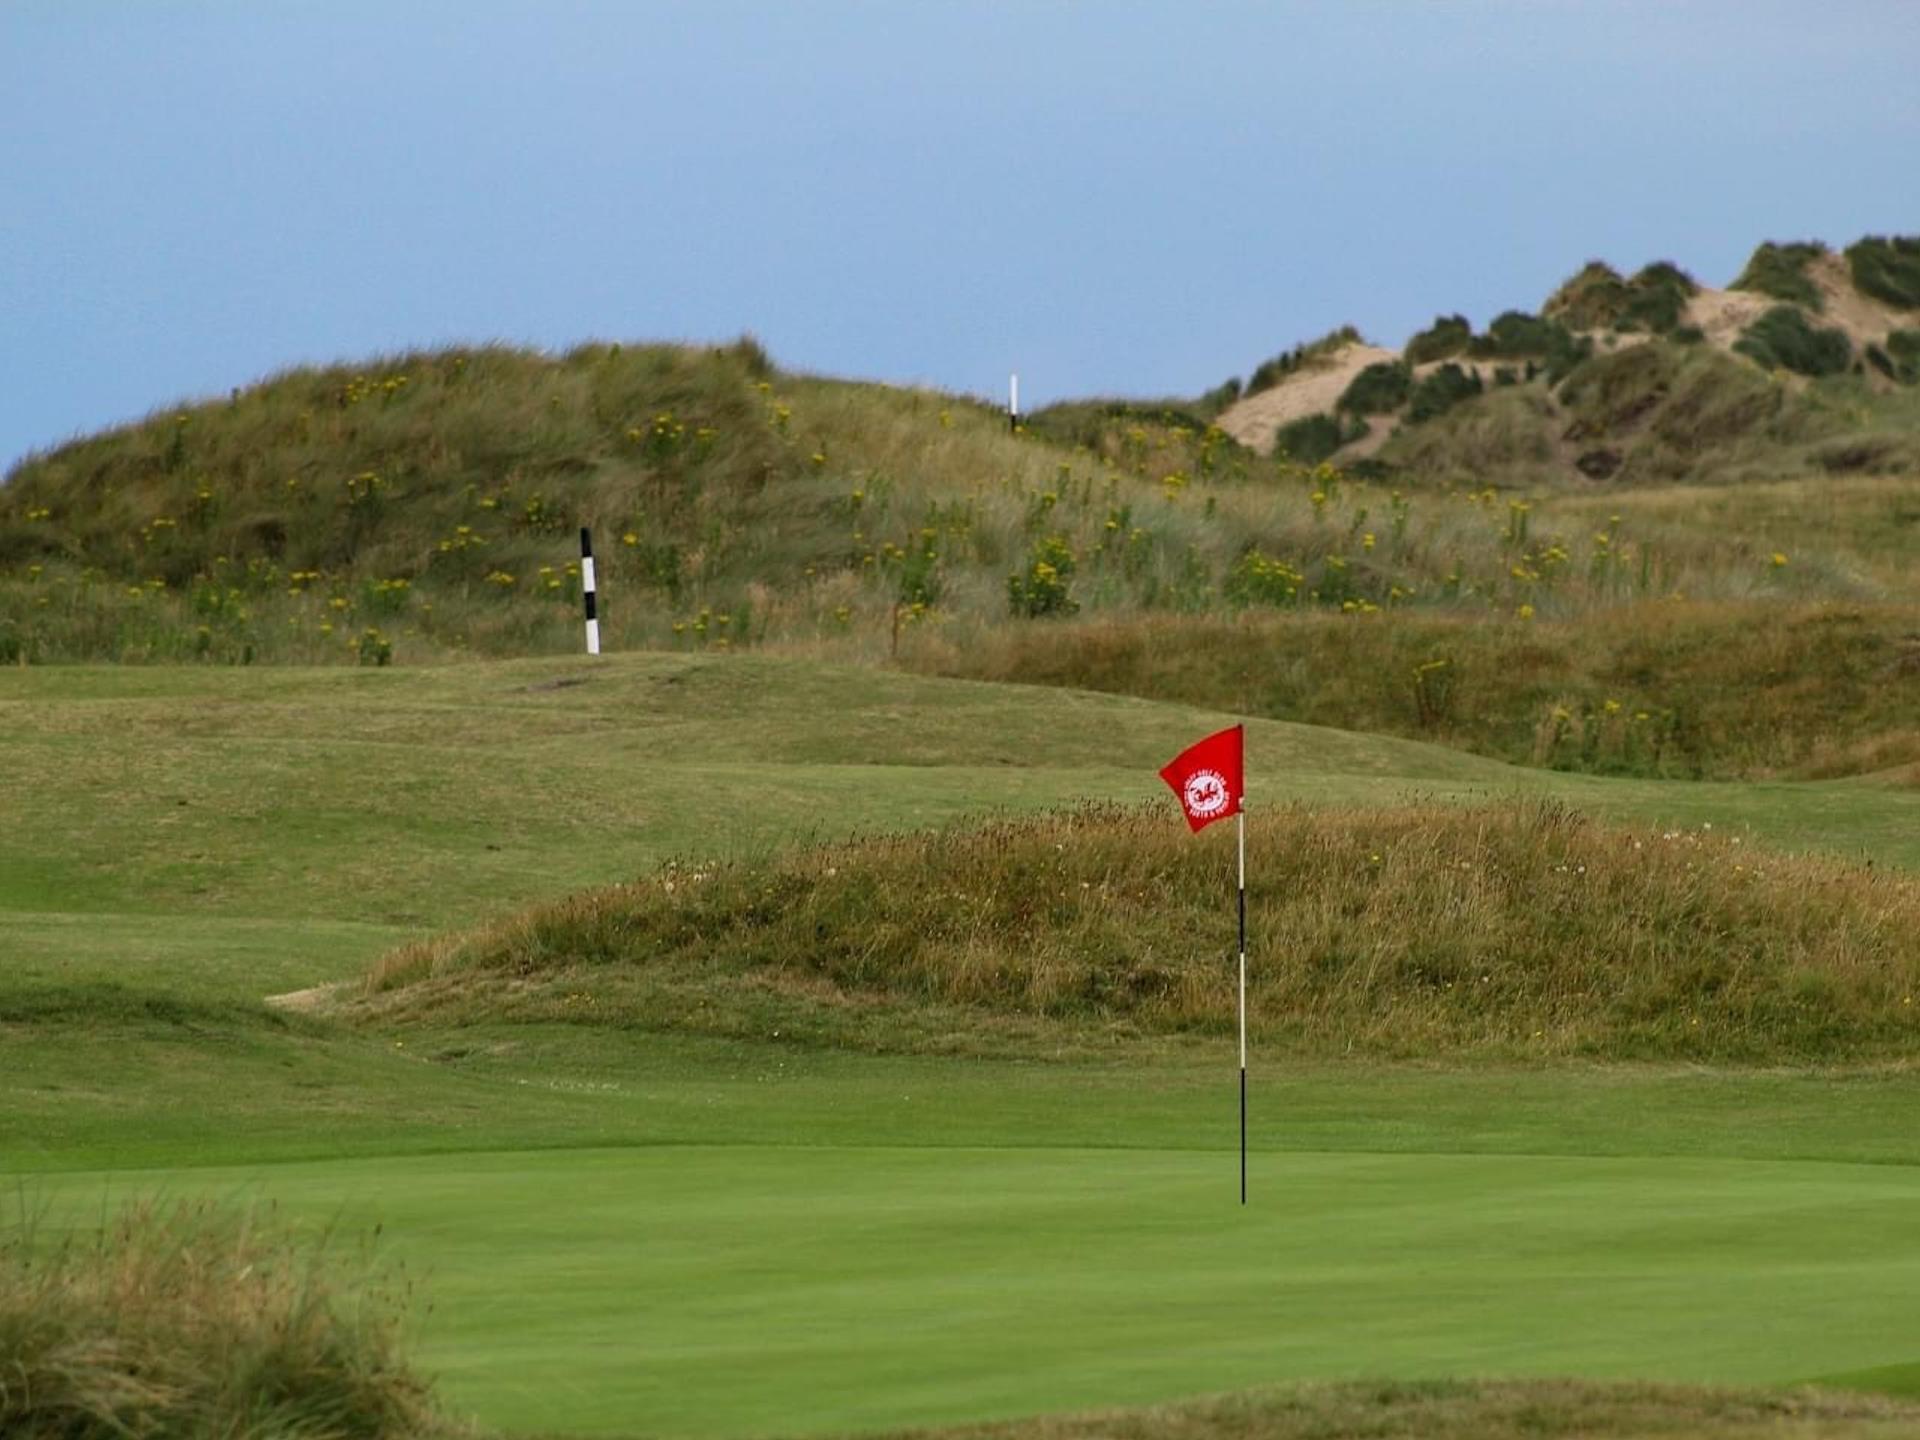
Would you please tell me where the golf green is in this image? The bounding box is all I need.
[30,1137,1920,1437]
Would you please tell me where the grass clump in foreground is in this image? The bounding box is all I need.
[893,1379,1920,1440]
[0,1198,443,1440]
[362,801,1920,1064]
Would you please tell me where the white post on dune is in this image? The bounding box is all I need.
[580,527,600,656]
[1010,372,1019,431]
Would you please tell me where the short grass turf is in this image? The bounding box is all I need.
[10,654,1920,1437]
[24,1064,1920,1437]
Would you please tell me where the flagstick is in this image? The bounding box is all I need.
[1238,806,1247,1206]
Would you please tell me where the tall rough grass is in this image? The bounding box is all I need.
[0,1199,442,1440]
[360,802,1920,1063]
[901,601,1920,780]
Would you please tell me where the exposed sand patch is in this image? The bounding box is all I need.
[1689,257,1908,355]
[1214,341,1397,453]
[1808,251,1912,347]
[1684,285,1773,348]
[1218,343,1568,458]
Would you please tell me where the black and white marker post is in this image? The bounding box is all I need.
[580,527,600,656]
[1009,372,1019,432]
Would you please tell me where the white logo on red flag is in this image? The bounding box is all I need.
[1183,769,1231,820]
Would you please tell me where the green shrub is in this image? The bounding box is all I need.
[1463,310,1591,386]
[1545,262,1695,333]
[1405,315,1472,364]
[1406,363,1484,424]
[1244,326,1363,395]
[1545,261,1630,329]
[1621,261,1698,332]
[1885,330,1920,385]
[1731,241,1827,309]
[1023,399,1214,450]
[1469,310,1569,358]
[1337,361,1412,415]
[1734,305,1853,377]
[1272,411,1364,462]
[1198,376,1243,415]
[1847,235,1920,310]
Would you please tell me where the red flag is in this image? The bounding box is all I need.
[1158,724,1244,833]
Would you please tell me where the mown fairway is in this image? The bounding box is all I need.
[8,654,1920,1437]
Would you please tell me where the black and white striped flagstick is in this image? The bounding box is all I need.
[1238,805,1247,1206]
[1009,372,1019,432]
[579,527,600,656]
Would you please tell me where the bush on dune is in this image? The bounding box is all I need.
[1846,234,1920,311]
[1731,241,1828,310]
[1734,306,1854,377]
[1336,361,1412,415]
[1544,261,1695,334]
[1404,315,1472,364]
[1271,411,1364,462]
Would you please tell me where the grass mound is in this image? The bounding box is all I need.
[1555,341,1789,480]
[361,801,1920,1063]
[0,1199,441,1440]
[898,1379,1920,1440]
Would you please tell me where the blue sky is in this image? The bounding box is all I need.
[4,1,1917,471]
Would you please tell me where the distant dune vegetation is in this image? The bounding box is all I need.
[2,236,1916,786]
